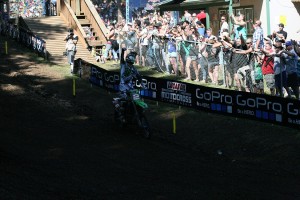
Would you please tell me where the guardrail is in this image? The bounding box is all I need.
[74,58,300,129]
[99,33,300,97]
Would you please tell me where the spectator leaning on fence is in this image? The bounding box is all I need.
[251,43,265,94]
[234,38,255,92]
[166,29,179,75]
[231,36,248,91]
[151,22,163,71]
[284,40,299,99]
[216,32,234,87]
[138,20,151,67]
[271,41,290,97]
[197,35,209,83]
[260,40,276,96]
[205,35,220,85]
[133,20,142,65]
[182,26,200,81]
[175,24,186,77]
[104,23,118,62]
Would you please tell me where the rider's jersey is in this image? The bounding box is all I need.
[119,48,142,93]
[120,62,140,90]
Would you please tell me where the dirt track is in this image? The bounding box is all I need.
[1,36,300,199]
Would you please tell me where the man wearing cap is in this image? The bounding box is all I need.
[272,41,290,97]
[64,29,78,74]
[283,40,299,99]
[273,23,287,42]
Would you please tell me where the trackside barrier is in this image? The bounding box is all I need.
[75,58,300,129]
[0,21,47,59]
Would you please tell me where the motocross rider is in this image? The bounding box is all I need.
[119,48,144,96]
[113,48,144,116]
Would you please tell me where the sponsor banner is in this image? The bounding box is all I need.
[138,76,158,100]
[89,64,159,98]
[161,80,192,106]
[36,37,45,53]
[191,85,300,128]
[89,64,119,91]
[86,62,300,129]
[19,28,45,53]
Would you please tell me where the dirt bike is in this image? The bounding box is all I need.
[112,89,151,139]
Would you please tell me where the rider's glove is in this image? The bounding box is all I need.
[141,82,147,89]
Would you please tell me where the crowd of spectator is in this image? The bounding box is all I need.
[6,0,57,18]
[92,0,125,25]
[90,2,300,99]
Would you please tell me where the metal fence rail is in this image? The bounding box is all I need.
[98,32,300,95]
[1,21,48,59]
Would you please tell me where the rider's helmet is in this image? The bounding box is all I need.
[125,52,137,65]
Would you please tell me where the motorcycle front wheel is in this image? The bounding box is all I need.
[114,110,125,129]
[139,114,151,139]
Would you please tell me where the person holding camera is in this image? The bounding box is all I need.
[64,29,78,74]
[271,41,290,97]
[260,41,276,96]
[231,36,248,91]
[273,23,287,42]
[284,40,299,99]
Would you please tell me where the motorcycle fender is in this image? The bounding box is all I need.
[136,100,148,109]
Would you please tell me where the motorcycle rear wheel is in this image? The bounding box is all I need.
[139,115,151,139]
[114,110,125,128]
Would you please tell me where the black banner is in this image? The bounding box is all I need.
[86,61,300,129]
[18,28,46,54]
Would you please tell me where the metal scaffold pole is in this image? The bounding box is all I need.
[126,0,129,23]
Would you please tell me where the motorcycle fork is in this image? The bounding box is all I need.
[131,101,143,127]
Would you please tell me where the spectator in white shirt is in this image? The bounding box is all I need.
[220,15,229,36]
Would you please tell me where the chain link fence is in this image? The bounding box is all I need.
[100,32,270,92]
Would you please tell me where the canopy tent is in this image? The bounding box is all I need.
[156,0,228,11]
[180,0,228,7]
[153,0,184,11]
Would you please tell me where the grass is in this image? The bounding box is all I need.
[93,60,232,90]
[4,37,300,175]
[8,38,273,95]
